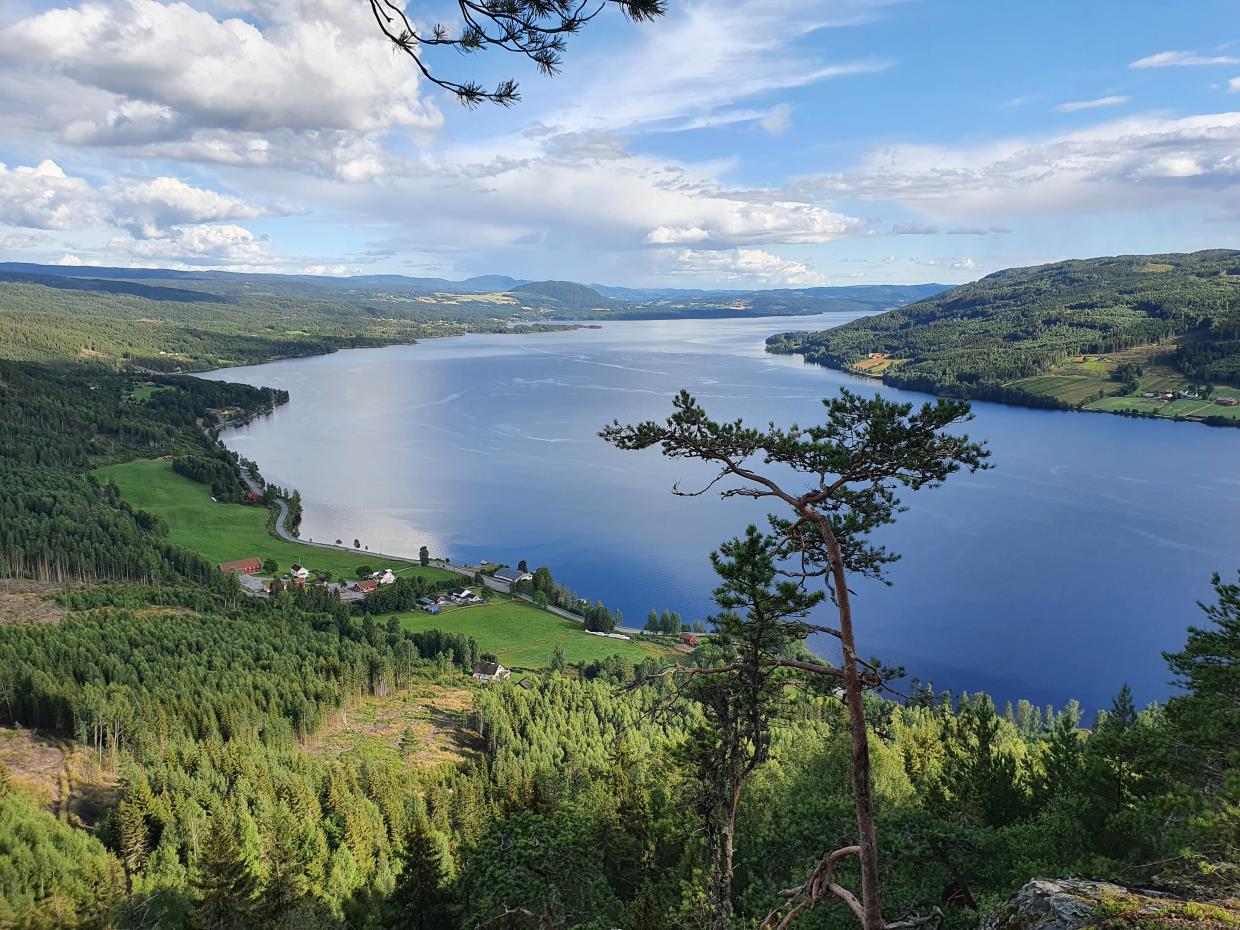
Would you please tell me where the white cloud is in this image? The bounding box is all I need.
[647,226,711,244]
[119,222,269,265]
[1230,77,1240,93]
[0,0,442,179]
[544,0,892,133]
[664,247,827,286]
[1056,95,1129,113]
[760,103,793,136]
[106,175,265,237]
[1130,50,1240,69]
[781,111,1240,222]
[0,159,278,267]
[0,160,100,230]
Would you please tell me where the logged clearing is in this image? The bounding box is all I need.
[0,580,69,625]
[303,680,478,773]
[0,726,118,828]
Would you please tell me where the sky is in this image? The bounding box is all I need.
[1,0,1239,288]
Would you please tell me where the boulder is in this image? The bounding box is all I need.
[982,878,1239,930]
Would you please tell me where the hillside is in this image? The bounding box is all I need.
[508,279,622,310]
[0,263,946,336]
[768,250,1240,424]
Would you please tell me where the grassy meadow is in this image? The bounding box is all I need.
[396,599,675,669]
[94,459,453,583]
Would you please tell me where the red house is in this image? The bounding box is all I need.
[219,557,262,575]
[245,491,262,502]
[353,581,379,593]
[680,633,699,646]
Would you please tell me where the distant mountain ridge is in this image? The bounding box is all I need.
[0,261,947,318]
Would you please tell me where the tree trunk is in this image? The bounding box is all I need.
[819,517,883,930]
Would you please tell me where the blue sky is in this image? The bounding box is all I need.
[0,0,1238,287]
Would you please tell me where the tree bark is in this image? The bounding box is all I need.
[814,512,883,930]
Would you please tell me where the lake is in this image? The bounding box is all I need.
[201,314,1240,713]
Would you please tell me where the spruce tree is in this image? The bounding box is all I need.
[191,813,260,930]
[385,819,452,930]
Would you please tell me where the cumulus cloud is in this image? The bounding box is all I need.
[664,247,827,286]
[119,222,269,265]
[0,159,279,268]
[1130,50,1240,69]
[0,0,441,178]
[106,176,265,237]
[1056,95,1129,113]
[0,160,100,230]
[0,159,267,236]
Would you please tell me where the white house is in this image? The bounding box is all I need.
[290,563,310,580]
[369,569,396,585]
[472,661,511,683]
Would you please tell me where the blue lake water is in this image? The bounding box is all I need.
[201,315,1240,713]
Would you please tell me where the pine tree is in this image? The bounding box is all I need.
[191,813,260,930]
[385,819,452,930]
[1165,571,1240,763]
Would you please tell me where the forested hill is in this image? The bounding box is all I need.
[767,250,1240,423]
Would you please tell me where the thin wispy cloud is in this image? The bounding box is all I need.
[1056,96,1130,113]
[1130,50,1240,68]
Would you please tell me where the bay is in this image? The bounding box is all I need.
[201,314,1240,712]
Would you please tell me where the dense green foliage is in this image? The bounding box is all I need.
[4,572,1239,929]
[768,251,1240,405]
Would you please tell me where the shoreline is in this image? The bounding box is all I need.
[768,346,1240,430]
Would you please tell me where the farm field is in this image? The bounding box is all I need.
[1086,384,1240,420]
[848,356,905,377]
[1002,344,1240,421]
[95,459,454,583]
[396,599,675,668]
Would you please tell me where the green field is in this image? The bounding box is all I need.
[396,599,673,669]
[1000,346,1240,422]
[95,459,453,583]
[129,384,173,401]
[1086,385,1240,421]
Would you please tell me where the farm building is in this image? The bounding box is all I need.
[1217,397,1238,407]
[680,633,699,646]
[472,661,511,683]
[290,564,310,580]
[494,566,534,584]
[219,557,262,575]
[352,580,378,593]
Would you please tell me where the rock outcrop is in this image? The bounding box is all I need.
[982,877,1240,930]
